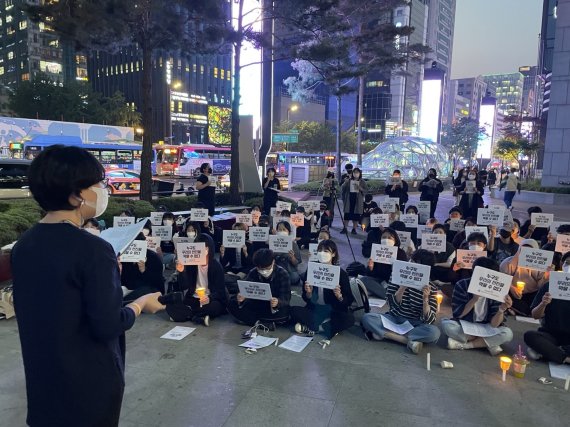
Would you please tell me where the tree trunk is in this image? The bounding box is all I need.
[357,75,364,167]
[229,0,245,205]
[336,94,342,180]
[139,39,153,202]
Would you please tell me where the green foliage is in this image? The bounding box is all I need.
[441,118,486,163]
[292,180,387,194]
[0,199,43,247]
[520,179,570,194]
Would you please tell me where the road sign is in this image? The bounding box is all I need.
[272,133,299,143]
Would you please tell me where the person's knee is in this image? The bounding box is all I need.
[501,327,514,343]
[523,330,537,344]
[426,325,441,343]
[360,313,376,330]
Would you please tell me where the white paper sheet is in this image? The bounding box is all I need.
[549,363,570,380]
[239,335,278,349]
[368,298,387,309]
[515,316,541,325]
[279,335,313,353]
[380,315,414,335]
[160,326,196,341]
[459,320,500,338]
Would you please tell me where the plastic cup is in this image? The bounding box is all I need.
[513,354,529,379]
[516,282,525,293]
[196,287,206,298]
[436,293,443,305]
[500,356,512,371]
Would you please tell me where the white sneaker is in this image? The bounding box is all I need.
[527,347,542,360]
[407,340,423,355]
[447,337,466,350]
[488,345,503,356]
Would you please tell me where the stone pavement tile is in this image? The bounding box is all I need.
[223,388,335,427]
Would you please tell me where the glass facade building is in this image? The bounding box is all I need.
[482,73,524,115]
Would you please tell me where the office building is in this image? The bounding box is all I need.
[451,76,487,121]
[0,0,87,87]
[362,71,392,140]
[519,65,543,117]
[446,80,470,124]
[482,73,524,115]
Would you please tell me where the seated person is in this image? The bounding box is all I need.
[511,219,523,244]
[500,239,551,316]
[487,222,519,264]
[220,222,253,277]
[313,200,331,237]
[250,215,271,256]
[451,217,477,249]
[291,240,354,340]
[444,206,463,243]
[520,206,549,243]
[427,224,456,284]
[362,207,384,258]
[176,220,214,247]
[361,249,440,354]
[120,233,165,301]
[294,206,312,249]
[405,205,418,215]
[363,227,408,298]
[160,212,178,267]
[119,208,135,218]
[361,194,379,230]
[273,221,303,287]
[448,232,488,294]
[162,236,226,326]
[390,220,417,257]
[524,252,570,364]
[317,229,331,243]
[442,257,514,356]
[541,224,570,270]
[83,218,102,236]
[227,249,291,328]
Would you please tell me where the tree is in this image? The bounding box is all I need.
[441,118,486,168]
[494,138,522,164]
[25,0,228,202]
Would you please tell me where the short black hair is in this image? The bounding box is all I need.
[345,163,353,171]
[267,167,276,175]
[29,145,105,211]
[406,205,418,214]
[557,224,570,234]
[200,162,211,172]
[276,221,292,233]
[473,257,499,272]
[258,215,270,227]
[393,169,401,175]
[390,220,406,232]
[561,251,570,265]
[83,218,100,229]
[296,206,305,213]
[411,249,435,267]
[528,206,542,215]
[364,194,373,202]
[184,221,202,237]
[467,232,487,246]
[318,229,331,240]
[121,208,135,217]
[162,212,174,221]
[432,224,447,233]
[280,210,291,217]
[317,239,339,265]
[253,248,274,268]
[449,206,463,215]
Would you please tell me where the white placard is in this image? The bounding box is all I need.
[290,213,305,227]
[249,226,270,242]
[173,236,190,249]
[370,213,390,228]
[417,201,431,223]
[459,320,500,337]
[465,180,476,194]
[465,226,489,240]
[278,335,313,353]
[456,249,487,269]
[269,234,293,253]
[119,240,147,263]
[518,247,554,272]
[160,326,196,340]
[549,363,570,380]
[350,180,360,193]
[531,213,554,228]
[146,236,161,253]
[467,266,513,303]
[379,200,397,213]
[380,315,414,335]
[391,260,431,290]
[190,208,209,222]
[238,280,273,301]
[235,213,253,226]
[555,234,570,255]
[387,176,402,186]
[176,242,207,266]
[307,262,340,289]
[396,231,412,249]
[113,216,135,228]
[309,243,319,262]
[515,316,541,325]
[270,207,277,217]
[276,201,292,212]
[449,219,465,232]
[298,200,321,212]
[223,230,246,248]
[371,244,398,265]
[550,221,570,237]
[208,175,217,186]
[152,225,173,242]
[548,272,570,301]
[417,225,432,240]
[421,233,446,253]
[401,214,419,228]
[477,207,505,227]
[150,212,164,226]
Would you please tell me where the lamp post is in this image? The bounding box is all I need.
[135,127,144,144]
[286,104,298,152]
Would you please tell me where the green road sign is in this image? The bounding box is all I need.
[272,133,299,143]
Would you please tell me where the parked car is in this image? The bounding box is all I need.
[105,168,140,195]
[0,159,31,199]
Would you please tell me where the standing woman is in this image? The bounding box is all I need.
[262,167,281,215]
[458,169,485,220]
[453,168,467,206]
[341,166,368,234]
[419,168,444,218]
[11,145,164,427]
[321,171,336,220]
[195,162,216,216]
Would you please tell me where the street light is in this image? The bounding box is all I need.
[135,127,144,144]
[287,104,298,121]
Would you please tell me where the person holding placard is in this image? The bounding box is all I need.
[159,212,178,268]
[362,207,385,258]
[220,223,253,278]
[458,169,484,220]
[520,206,549,243]
[385,169,409,212]
[83,218,102,236]
[195,162,216,216]
[524,252,570,364]
[427,224,456,284]
[444,206,463,243]
[542,224,570,271]
[120,233,165,301]
[313,200,331,237]
[487,222,519,264]
[361,250,440,354]
[448,232,488,292]
[390,220,417,258]
[442,258,514,356]
[405,205,418,216]
[10,145,165,426]
[227,249,291,327]
[419,168,444,218]
[340,167,368,235]
[294,206,312,249]
[291,240,355,339]
[162,236,226,326]
[500,239,551,316]
[361,194,379,231]
[273,221,303,287]
[453,168,468,206]
[451,217,477,249]
[262,167,281,215]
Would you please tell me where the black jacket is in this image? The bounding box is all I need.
[385,180,409,204]
[179,259,227,305]
[419,177,444,201]
[221,243,253,272]
[367,247,408,283]
[301,268,354,312]
[121,249,164,293]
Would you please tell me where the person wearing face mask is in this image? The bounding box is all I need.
[453,168,468,206]
[321,171,337,220]
[419,168,444,218]
[291,240,355,339]
[273,221,303,287]
[520,206,549,243]
[195,162,216,216]
[444,206,463,243]
[294,206,312,249]
[426,224,456,285]
[446,232,488,296]
[221,223,253,278]
[262,167,281,215]
[177,220,215,251]
[524,251,570,364]
[499,167,520,210]
[458,169,485,220]
[390,220,417,258]
[361,194,379,230]
[500,239,551,316]
[442,257,513,356]
[160,212,177,268]
[312,201,330,238]
[451,217,477,249]
[340,167,368,234]
[160,236,226,326]
[362,207,385,258]
[83,218,102,236]
[487,222,519,264]
[249,215,271,256]
[361,249,440,355]
[541,224,570,271]
[10,145,165,427]
[227,249,291,328]
[385,169,409,212]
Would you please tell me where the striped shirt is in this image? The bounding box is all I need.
[386,283,438,324]
[452,278,502,324]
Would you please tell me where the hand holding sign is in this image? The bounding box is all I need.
[456,249,487,269]
[371,244,398,265]
[549,272,570,301]
[238,280,273,301]
[113,216,135,228]
[390,260,431,290]
[235,213,253,226]
[518,247,554,272]
[190,209,209,222]
[176,242,207,266]
[120,240,147,263]
[249,227,270,242]
[223,230,246,248]
[467,266,513,302]
[306,262,340,290]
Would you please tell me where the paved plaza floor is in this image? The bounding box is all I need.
[1,191,570,426]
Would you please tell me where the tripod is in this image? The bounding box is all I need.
[329,184,357,263]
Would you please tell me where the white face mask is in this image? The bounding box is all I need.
[381,238,395,247]
[563,264,570,273]
[468,174,476,180]
[277,231,289,236]
[258,267,273,278]
[84,227,100,236]
[164,220,173,227]
[317,251,333,264]
[469,245,484,251]
[188,231,197,239]
[85,186,109,218]
[142,228,150,236]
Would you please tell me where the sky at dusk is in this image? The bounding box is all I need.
[451,0,544,79]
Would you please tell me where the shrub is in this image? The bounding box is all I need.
[292,179,387,194]
[0,199,43,247]
[154,196,198,213]
[98,198,155,227]
[521,179,570,194]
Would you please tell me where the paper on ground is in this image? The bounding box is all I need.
[279,335,313,353]
[239,335,278,349]
[368,298,387,309]
[515,316,541,325]
[380,315,414,335]
[160,326,196,341]
[549,362,570,380]
[459,320,500,338]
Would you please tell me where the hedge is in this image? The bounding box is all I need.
[292,179,387,194]
[521,179,570,194]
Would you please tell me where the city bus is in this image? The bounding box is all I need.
[266,152,356,176]
[154,143,231,176]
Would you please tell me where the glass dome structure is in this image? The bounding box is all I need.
[361,137,451,179]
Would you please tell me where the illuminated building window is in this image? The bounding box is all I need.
[221,69,225,79]
[214,67,218,78]
[200,65,204,74]
[7,51,14,60]
[193,64,197,72]
[0,67,4,75]
[178,101,182,112]
[21,73,29,81]
[18,20,26,30]
[170,101,174,112]
[227,70,231,80]
[136,61,140,71]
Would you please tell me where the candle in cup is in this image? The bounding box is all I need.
[436,293,443,305]
[516,282,525,293]
[500,356,512,381]
[196,287,206,298]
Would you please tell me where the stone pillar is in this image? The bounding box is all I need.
[542,0,570,186]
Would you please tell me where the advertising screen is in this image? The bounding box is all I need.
[419,79,443,143]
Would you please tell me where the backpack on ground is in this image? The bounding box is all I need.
[348,277,370,323]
